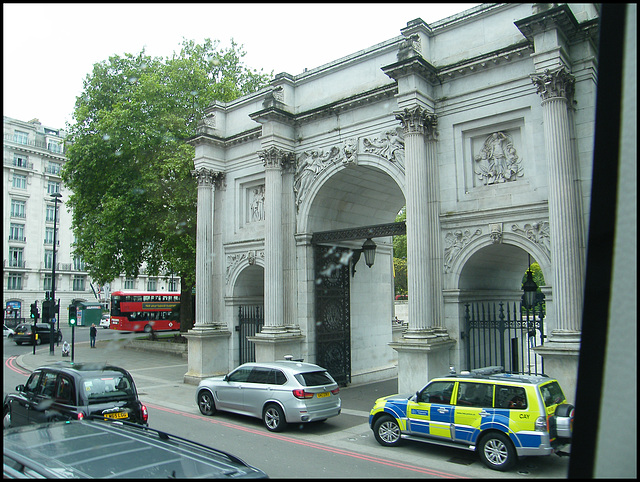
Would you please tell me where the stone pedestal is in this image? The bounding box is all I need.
[183,325,231,385]
[249,330,305,363]
[390,337,456,393]
[533,338,580,404]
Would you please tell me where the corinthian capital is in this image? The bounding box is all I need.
[395,107,438,140]
[258,146,295,169]
[191,167,225,188]
[531,67,575,101]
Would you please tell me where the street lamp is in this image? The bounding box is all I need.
[351,238,377,276]
[49,191,62,355]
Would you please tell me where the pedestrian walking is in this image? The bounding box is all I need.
[90,323,97,348]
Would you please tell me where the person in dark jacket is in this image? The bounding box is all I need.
[89,323,97,348]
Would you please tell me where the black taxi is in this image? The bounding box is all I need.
[3,362,148,428]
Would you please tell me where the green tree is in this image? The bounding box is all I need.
[62,38,271,332]
[393,207,407,297]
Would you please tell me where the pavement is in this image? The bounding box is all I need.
[14,337,399,418]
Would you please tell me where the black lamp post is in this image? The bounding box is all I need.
[521,268,538,311]
[49,192,62,355]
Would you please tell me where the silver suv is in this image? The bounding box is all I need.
[196,357,341,432]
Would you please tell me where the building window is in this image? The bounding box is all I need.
[13,154,28,167]
[10,199,26,218]
[46,161,61,175]
[46,204,59,222]
[10,223,25,241]
[14,130,29,144]
[8,273,23,290]
[73,276,86,291]
[45,227,57,245]
[9,247,24,268]
[47,181,60,195]
[169,278,178,291]
[44,250,53,269]
[48,141,63,154]
[12,174,27,189]
[147,278,157,291]
[44,274,52,291]
[73,257,85,271]
[124,278,135,289]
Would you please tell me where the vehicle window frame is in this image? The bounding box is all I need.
[294,370,335,387]
[227,366,252,383]
[495,384,528,409]
[417,380,455,404]
[39,371,58,398]
[456,382,494,408]
[55,375,75,404]
[24,371,42,393]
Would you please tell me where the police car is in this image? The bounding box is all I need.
[369,366,573,471]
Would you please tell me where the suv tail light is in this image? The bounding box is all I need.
[535,416,547,431]
[331,388,340,395]
[292,389,314,399]
[77,412,84,420]
[141,404,149,423]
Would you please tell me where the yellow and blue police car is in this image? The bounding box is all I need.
[369,366,573,471]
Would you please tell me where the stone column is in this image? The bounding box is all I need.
[250,147,304,360]
[390,107,454,393]
[184,167,230,385]
[260,147,286,334]
[530,67,584,402]
[396,107,445,338]
[531,67,584,339]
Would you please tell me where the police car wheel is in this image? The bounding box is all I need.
[373,415,402,446]
[478,432,516,471]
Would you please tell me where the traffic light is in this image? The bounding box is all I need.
[42,300,54,321]
[30,302,38,319]
[68,305,77,326]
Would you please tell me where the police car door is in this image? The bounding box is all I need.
[453,382,494,444]
[408,380,455,440]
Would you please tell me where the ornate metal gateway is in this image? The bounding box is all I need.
[464,302,545,375]
[238,305,263,364]
[314,245,351,386]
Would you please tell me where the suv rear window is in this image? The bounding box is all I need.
[495,384,528,409]
[539,381,566,408]
[294,371,335,387]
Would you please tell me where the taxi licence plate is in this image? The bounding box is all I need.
[104,412,128,420]
[317,392,330,398]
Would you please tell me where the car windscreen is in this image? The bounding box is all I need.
[294,370,335,387]
[83,373,136,402]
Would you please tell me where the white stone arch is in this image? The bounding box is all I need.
[449,231,552,287]
[296,152,406,233]
[224,251,265,299]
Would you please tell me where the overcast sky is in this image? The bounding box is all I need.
[3,3,479,130]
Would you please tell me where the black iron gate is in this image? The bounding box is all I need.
[238,305,263,364]
[314,245,351,386]
[464,302,545,375]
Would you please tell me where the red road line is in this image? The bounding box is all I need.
[5,355,31,376]
[145,402,468,478]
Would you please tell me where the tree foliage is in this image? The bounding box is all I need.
[62,38,271,331]
[393,207,407,296]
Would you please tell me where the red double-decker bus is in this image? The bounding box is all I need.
[110,291,180,332]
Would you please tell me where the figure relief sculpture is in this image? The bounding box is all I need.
[363,128,405,167]
[511,221,551,257]
[444,228,482,272]
[474,131,523,185]
[249,185,265,222]
[294,142,358,208]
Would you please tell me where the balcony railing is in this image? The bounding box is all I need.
[4,134,67,155]
[8,236,26,242]
[4,259,26,268]
[3,159,35,170]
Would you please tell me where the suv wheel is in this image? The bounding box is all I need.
[478,432,516,471]
[373,415,402,446]
[197,391,216,416]
[263,404,287,432]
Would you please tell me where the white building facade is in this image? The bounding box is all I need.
[3,116,180,327]
[187,3,600,400]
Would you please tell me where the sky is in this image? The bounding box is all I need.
[3,3,479,130]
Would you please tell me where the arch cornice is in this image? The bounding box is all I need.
[296,152,406,233]
[224,248,265,297]
[448,231,552,286]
